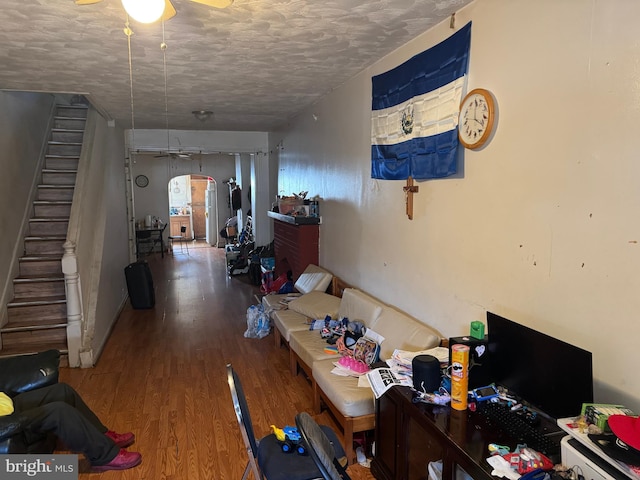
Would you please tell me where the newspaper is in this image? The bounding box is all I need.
[365,367,412,399]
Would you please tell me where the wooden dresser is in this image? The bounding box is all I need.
[269,213,319,281]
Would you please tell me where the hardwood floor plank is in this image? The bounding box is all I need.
[58,245,375,479]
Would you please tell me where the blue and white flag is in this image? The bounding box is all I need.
[371,22,471,180]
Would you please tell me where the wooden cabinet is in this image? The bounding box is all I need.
[170,215,192,239]
[272,219,319,281]
[372,386,497,480]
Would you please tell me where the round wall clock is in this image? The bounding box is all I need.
[135,175,149,188]
[458,88,496,150]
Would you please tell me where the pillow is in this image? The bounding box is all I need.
[0,393,14,416]
[294,264,333,294]
[287,291,341,319]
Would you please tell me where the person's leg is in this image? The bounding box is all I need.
[13,383,108,434]
[20,401,119,465]
[14,383,135,448]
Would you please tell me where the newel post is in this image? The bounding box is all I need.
[62,241,82,367]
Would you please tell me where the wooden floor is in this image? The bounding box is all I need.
[59,243,375,480]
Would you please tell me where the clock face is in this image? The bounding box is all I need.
[135,175,149,188]
[458,88,495,149]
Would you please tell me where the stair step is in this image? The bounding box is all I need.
[13,277,65,298]
[45,155,79,170]
[29,218,69,236]
[3,296,67,320]
[6,296,67,323]
[0,326,68,349]
[53,117,86,130]
[51,129,84,143]
[37,185,74,201]
[2,320,67,332]
[55,105,88,119]
[0,343,69,363]
[41,170,77,186]
[34,200,72,217]
[47,143,82,157]
[24,236,66,255]
[19,256,63,276]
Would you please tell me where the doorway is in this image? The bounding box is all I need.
[168,174,216,242]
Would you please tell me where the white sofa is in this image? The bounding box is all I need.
[262,264,336,348]
[268,276,443,463]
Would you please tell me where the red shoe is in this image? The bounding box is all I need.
[105,430,135,448]
[93,449,142,471]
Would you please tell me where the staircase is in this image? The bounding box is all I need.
[0,105,87,359]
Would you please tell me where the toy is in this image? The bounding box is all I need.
[270,425,306,454]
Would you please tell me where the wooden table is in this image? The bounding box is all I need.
[136,226,166,258]
[371,385,563,480]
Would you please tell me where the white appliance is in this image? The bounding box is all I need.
[205,181,218,246]
[561,436,623,480]
[557,418,636,480]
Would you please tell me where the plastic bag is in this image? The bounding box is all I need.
[244,304,271,339]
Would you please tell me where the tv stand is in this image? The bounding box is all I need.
[371,386,563,480]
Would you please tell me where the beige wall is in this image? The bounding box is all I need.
[82,115,130,364]
[130,153,237,246]
[0,92,130,365]
[0,92,55,324]
[270,0,640,411]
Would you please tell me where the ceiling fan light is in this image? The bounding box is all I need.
[192,110,213,121]
[121,0,166,24]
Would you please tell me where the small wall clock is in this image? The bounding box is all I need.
[135,175,149,188]
[458,88,496,150]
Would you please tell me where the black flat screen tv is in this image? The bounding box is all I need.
[487,312,593,419]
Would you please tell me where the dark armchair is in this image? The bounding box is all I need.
[0,349,61,454]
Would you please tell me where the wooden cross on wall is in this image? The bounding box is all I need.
[403,176,419,220]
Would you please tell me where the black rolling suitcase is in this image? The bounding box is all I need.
[124,261,155,309]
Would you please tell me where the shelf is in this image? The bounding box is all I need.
[267,211,321,225]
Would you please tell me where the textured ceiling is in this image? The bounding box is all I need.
[0,0,471,131]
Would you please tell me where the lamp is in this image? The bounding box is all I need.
[192,110,213,122]
[121,0,165,24]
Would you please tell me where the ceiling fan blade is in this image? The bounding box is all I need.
[162,0,177,21]
[190,0,234,9]
[75,0,103,4]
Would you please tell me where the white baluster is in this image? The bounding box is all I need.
[62,241,82,367]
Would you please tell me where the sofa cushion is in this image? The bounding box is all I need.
[370,306,441,361]
[312,359,375,418]
[288,291,341,320]
[272,309,311,343]
[294,264,333,294]
[337,289,384,327]
[289,330,339,368]
[261,293,289,311]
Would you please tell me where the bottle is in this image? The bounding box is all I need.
[310,199,319,217]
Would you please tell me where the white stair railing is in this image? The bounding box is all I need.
[62,241,82,367]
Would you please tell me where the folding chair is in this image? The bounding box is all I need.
[295,412,351,480]
[168,225,190,255]
[226,364,345,480]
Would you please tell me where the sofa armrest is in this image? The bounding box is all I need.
[0,350,60,397]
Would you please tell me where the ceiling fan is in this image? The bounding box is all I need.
[74,0,234,22]
[154,152,194,159]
